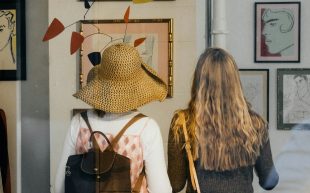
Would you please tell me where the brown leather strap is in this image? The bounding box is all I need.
[81,111,146,193]
[110,113,146,148]
[113,113,146,193]
[178,111,201,193]
[81,111,92,132]
[132,164,145,193]
[81,112,146,150]
[80,111,100,150]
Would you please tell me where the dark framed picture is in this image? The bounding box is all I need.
[239,69,269,121]
[255,2,300,63]
[0,1,26,80]
[277,69,310,130]
[79,19,173,97]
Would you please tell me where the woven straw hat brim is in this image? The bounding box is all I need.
[73,62,167,113]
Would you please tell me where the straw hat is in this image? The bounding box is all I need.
[73,43,167,113]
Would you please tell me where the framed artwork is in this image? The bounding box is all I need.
[277,69,310,130]
[0,1,26,80]
[79,19,173,97]
[79,0,175,1]
[239,69,269,121]
[254,2,300,63]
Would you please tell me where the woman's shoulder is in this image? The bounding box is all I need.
[169,109,190,127]
[171,109,188,119]
[248,109,268,129]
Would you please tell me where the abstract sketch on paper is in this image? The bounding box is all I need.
[240,72,267,120]
[124,34,158,71]
[84,33,158,73]
[283,74,310,124]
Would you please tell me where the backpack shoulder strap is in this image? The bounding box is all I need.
[132,163,145,193]
[80,111,101,149]
[80,111,93,132]
[111,113,146,148]
[113,113,147,193]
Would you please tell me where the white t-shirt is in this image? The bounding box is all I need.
[54,110,172,193]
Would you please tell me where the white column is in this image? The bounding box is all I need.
[212,0,228,48]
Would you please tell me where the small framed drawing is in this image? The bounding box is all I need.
[239,69,269,121]
[255,2,300,63]
[277,69,310,130]
[0,1,26,80]
[80,19,173,97]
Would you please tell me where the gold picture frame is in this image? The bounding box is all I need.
[79,19,173,97]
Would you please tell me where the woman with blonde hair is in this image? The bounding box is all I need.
[168,48,278,193]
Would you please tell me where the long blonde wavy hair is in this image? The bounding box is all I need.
[171,48,268,171]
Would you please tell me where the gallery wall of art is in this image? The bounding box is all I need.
[227,0,309,143]
[2,0,310,192]
[227,0,309,192]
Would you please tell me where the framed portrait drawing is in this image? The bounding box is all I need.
[277,69,310,130]
[79,19,173,97]
[239,69,269,121]
[254,2,300,63]
[0,0,26,80]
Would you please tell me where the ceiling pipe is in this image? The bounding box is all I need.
[206,0,212,47]
[212,0,228,48]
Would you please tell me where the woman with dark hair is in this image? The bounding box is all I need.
[168,48,279,193]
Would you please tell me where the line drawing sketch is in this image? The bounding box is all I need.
[124,34,157,71]
[240,74,266,119]
[262,8,295,56]
[283,75,310,123]
[0,9,16,70]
